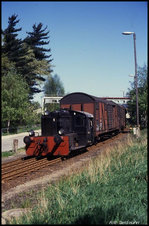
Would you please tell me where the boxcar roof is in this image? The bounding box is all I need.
[60,92,118,106]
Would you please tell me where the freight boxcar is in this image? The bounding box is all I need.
[60,92,126,139]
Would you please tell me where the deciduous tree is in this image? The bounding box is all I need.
[43,74,65,111]
[127,64,147,128]
[2,70,30,129]
[44,74,65,97]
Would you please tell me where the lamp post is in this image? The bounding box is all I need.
[122,31,140,137]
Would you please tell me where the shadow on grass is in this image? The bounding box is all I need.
[71,205,131,225]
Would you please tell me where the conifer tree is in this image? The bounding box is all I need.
[25,22,53,64]
[24,23,53,98]
[24,23,53,97]
[2,14,24,66]
[2,14,53,99]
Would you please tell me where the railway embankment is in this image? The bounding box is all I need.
[2,130,147,224]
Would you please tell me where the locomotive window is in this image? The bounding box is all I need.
[90,119,93,127]
[75,115,84,127]
[57,117,71,133]
[58,117,70,128]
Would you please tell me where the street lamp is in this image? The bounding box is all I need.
[122,31,140,137]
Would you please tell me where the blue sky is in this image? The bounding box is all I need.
[2,1,147,103]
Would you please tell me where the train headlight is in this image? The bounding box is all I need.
[29,130,35,137]
[58,128,64,135]
[45,110,50,115]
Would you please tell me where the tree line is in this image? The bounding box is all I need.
[2,14,65,130]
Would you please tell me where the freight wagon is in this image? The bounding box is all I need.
[60,92,126,139]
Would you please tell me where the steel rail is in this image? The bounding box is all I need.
[2,157,48,173]
[2,157,61,182]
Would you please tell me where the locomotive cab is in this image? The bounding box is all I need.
[41,110,72,136]
[72,111,94,148]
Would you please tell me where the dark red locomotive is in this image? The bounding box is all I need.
[24,92,126,157]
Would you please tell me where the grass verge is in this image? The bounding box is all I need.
[2,148,25,158]
[10,131,147,224]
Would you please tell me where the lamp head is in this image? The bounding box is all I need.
[122,31,134,35]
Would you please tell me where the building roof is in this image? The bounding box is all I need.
[101,97,130,100]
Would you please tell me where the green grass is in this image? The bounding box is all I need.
[2,151,14,158]
[10,131,147,225]
[2,148,25,158]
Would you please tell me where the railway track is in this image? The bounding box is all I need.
[2,156,61,182]
[87,132,124,151]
